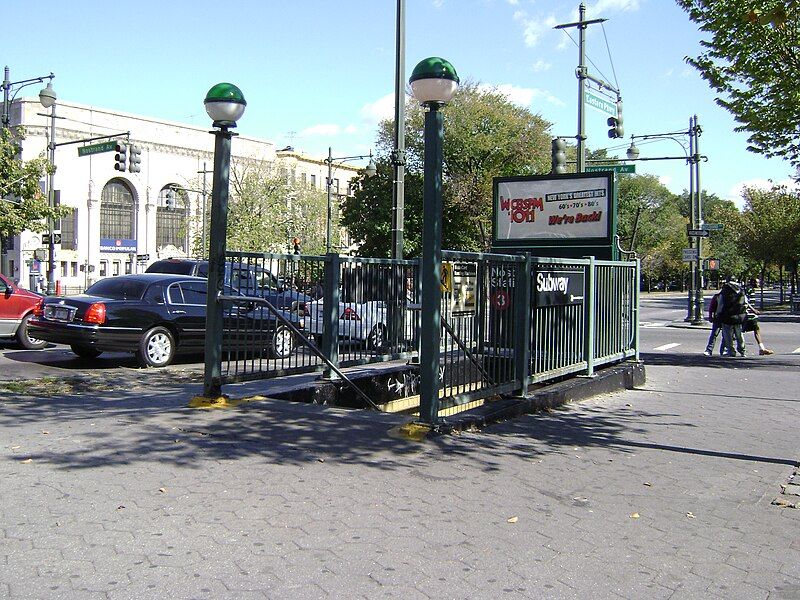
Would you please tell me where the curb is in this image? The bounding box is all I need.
[437,361,646,434]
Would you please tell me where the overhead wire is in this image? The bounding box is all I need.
[559,29,616,97]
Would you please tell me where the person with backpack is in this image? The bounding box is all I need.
[703,291,723,356]
[715,278,748,356]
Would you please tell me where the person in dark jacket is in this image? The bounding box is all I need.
[703,291,723,356]
[715,278,747,356]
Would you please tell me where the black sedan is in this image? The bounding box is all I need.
[27,274,303,367]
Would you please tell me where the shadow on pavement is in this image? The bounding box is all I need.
[640,351,798,370]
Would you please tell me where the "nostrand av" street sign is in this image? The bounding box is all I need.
[584,164,635,174]
[77,140,117,157]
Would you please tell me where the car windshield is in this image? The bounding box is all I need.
[85,278,148,300]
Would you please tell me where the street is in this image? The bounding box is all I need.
[1,293,799,599]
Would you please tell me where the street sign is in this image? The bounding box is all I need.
[687,229,710,237]
[702,223,724,231]
[41,233,62,244]
[77,140,117,157]
[682,248,698,262]
[136,253,150,262]
[585,90,617,116]
[584,164,635,174]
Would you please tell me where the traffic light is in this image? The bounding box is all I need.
[292,237,301,255]
[551,138,567,174]
[128,145,142,173]
[114,142,127,171]
[607,101,624,139]
[165,189,174,209]
[704,258,720,271]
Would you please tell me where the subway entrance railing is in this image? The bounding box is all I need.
[209,250,639,416]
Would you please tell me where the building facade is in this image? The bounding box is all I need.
[4,97,360,292]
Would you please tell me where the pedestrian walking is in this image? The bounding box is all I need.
[703,291,723,356]
[716,278,747,356]
[742,295,774,355]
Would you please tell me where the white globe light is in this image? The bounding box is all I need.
[410,78,459,105]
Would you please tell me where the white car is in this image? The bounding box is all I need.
[306,300,418,351]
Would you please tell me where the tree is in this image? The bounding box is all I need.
[0,127,68,270]
[195,158,329,256]
[677,1,800,166]
[342,82,552,255]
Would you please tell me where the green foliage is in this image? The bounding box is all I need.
[198,159,330,256]
[618,175,688,283]
[738,184,800,273]
[677,1,800,166]
[0,127,68,242]
[345,81,553,254]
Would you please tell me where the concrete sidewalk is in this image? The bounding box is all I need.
[1,351,799,599]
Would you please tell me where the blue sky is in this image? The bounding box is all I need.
[5,0,793,207]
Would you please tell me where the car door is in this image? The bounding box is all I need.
[166,280,207,350]
[0,274,35,338]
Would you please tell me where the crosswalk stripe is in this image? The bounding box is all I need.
[654,343,681,351]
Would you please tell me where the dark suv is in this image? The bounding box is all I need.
[146,259,310,313]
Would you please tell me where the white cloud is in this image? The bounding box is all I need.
[658,175,672,188]
[300,124,340,137]
[344,124,359,134]
[726,177,799,208]
[507,0,519,4]
[479,83,565,108]
[514,12,558,47]
[360,93,396,124]
[662,68,674,78]
[589,0,640,12]
[532,58,552,72]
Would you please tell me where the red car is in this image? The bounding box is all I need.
[0,273,47,349]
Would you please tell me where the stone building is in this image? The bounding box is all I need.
[3,97,360,292]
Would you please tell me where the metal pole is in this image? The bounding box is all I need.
[693,114,705,323]
[577,2,587,173]
[202,126,233,398]
[2,66,10,128]
[46,102,57,295]
[326,146,333,254]
[391,0,406,260]
[685,116,695,321]
[419,103,444,425]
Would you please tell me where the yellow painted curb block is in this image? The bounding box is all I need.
[188,394,269,409]
[395,422,432,441]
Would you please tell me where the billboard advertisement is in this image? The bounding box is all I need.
[494,174,612,242]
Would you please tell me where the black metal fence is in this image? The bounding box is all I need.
[215,250,639,414]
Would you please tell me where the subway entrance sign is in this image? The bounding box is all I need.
[77,140,117,157]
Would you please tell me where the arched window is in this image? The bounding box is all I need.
[157,185,189,253]
[100,179,135,240]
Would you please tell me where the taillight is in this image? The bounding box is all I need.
[83,303,106,324]
[341,307,360,321]
[33,299,44,317]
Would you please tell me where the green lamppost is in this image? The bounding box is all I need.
[202,82,246,398]
[409,57,459,426]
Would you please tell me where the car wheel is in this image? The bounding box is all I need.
[70,344,103,359]
[269,324,295,359]
[15,313,47,350]
[367,324,388,353]
[136,326,175,367]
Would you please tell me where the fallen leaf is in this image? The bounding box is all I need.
[630,512,640,519]
[643,482,652,487]
[117,505,125,510]
[158,488,166,493]
[317,458,325,463]
[21,458,32,463]
[686,512,695,519]
[11,445,20,450]
[41,431,49,435]
[507,516,518,523]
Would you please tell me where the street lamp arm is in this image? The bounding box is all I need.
[325,151,374,164]
[6,73,55,104]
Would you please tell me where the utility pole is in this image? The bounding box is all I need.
[692,115,705,324]
[391,0,406,260]
[554,4,613,173]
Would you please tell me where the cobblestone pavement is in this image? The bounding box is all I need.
[1,351,799,599]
